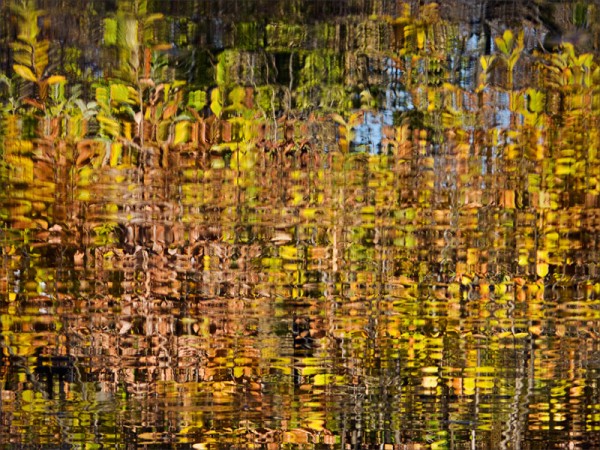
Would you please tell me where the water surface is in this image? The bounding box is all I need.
[1,1,600,448]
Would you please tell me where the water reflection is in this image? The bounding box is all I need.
[4,148,600,448]
[2,0,600,449]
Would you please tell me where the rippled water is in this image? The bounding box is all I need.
[2,0,600,448]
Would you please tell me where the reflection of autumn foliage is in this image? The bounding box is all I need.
[3,1,600,448]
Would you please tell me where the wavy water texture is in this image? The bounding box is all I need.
[1,1,600,449]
